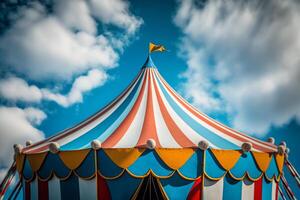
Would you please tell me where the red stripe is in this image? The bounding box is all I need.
[254,177,262,200]
[0,175,13,197]
[155,70,276,152]
[25,181,30,200]
[97,173,111,200]
[151,71,195,147]
[38,179,49,200]
[156,70,271,148]
[187,177,202,200]
[137,69,161,147]
[25,70,144,153]
[102,70,148,147]
[275,182,279,200]
[23,70,144,153]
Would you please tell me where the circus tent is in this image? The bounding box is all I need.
[0,51,299,200]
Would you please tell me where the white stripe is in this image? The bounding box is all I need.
[26,70,145,152]
[154,71,212,148]
[79,178,97,200]
[48,176,61,200]
[91,71,147,148]
[242,178,254,200]
[150,69,180,147]
[272,180,277,200]
[56,71,146,147]
[156,71,276,152]
[114,71,149,147]
[203,177,223,200]
[154,70,245,149]
[30,178,38,200]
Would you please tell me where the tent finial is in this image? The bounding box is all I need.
[142,54,156,68]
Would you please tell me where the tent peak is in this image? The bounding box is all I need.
[142,55,156,68]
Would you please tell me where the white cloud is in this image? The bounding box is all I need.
[42,69,108,107]
[0,0,142,81]
[54,0,97,35]
[89,0,143,34]
[0,0,142,183]
[0,8,116,81]
[175,0,300,135]
[0,107,45,181]
[0,69,107,107]
[0,77,42,103]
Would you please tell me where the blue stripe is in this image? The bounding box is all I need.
[128,150,173,177]
[230,152,261,180]
[153,72,238,149]
[75,150,95,178]
[98,150,123,178]
[262,177,272,200]
[106,172,141,200]
[223,175,242,200]
[204,150,226,179]
[278,181,286,200]
[265,156,280,180]
[60,174,80,200]
[61,71,145,150]
[22,180,26,200]
[178,149,203,179]
[38,153,70,179]
[160,172,194,200]
[23,158,34,181]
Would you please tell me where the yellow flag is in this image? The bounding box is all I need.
[149,42,166,53]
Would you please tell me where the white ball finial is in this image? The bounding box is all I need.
[91,140,101,150]
[26,140,33,146]
[198,140,209,150]
[13,144,23,154]
[241,142,252,152]
[49,142,60,154]
[280,141,286,147]
[277,145,286,155]
[267,137,275,144]
[285,148,290,154]
[146,139,156,149]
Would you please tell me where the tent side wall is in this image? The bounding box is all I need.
[16,148,284,200]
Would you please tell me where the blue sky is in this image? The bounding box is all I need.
[0,0,299,197]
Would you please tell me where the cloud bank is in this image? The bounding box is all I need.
[0,69,107,107]
[0,0,142,81]
[0,0,142,181]
[175,0,300,135]
[0,107,46,181]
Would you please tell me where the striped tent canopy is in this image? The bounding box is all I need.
[22,56,277,153]
[14,55,286,200]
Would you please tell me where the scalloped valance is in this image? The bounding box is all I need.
[16,148,284,183]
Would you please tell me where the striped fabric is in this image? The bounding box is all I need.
[202,176,278,200]
[23,175,279,200]
[24,175,106,200]
[22,56,276,153]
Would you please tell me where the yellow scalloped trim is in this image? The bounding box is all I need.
[176,169,201,181]
[16,154,25,173]
[59,149,90,170]
[155,148,195,170]
[98,169,125,180]
[103,148,145,168]
[126,169,175,179]
[251,152,272,172]
[27,152,48,171]
[19,149,284,183]
[210,149,242,171]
